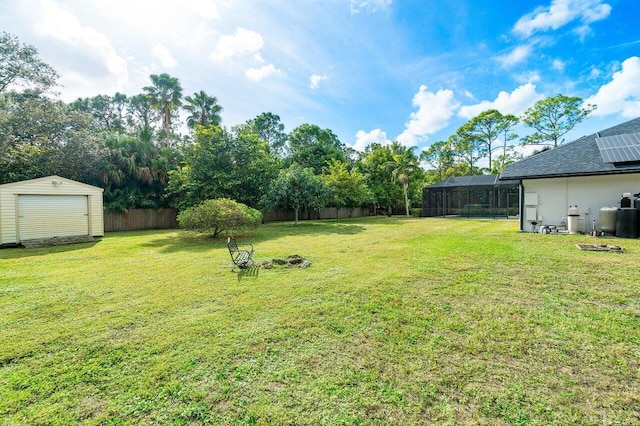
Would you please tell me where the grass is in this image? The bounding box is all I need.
[1,216,639,425]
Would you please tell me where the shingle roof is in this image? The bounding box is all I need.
[499,117,640,180]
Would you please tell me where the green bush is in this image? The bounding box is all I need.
[178,198,262,238]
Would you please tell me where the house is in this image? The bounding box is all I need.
[499,117,640,233]
[0,175,104,246]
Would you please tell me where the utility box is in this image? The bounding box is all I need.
[524,193,538,205]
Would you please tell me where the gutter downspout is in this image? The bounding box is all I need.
[519,183,525,232]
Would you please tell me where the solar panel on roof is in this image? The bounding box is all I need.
[595,132,640,164]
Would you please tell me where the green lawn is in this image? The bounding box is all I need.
[1,217,639,425]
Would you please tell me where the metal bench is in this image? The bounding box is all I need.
[226,237,254,271]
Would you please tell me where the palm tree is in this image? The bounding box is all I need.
[183,90,223,130]
[143,73,183,147]
[388,142,421,217]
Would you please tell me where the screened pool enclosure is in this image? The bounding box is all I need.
[422,175,520,218]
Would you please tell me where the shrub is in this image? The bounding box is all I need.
[178,198,262,238]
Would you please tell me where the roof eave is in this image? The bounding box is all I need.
[502,168,640,180]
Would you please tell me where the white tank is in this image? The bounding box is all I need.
[599,207,617,233]
[567,205,580,234]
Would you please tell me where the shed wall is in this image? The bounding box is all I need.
[521,173,640,232]
[0,177,104,245]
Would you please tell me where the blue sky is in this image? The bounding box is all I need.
[1,0,639,154]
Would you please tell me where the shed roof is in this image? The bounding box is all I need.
[427,174,520,189]
[499,117,640,180]
[0,175,104,192]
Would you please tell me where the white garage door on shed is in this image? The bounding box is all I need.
[18,195,89,240]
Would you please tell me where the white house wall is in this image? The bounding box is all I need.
[0,176,104,245]
[521,173,640,232]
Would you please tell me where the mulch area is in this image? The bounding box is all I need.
[261,255,312,269]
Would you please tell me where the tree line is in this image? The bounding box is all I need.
[0,32,596,218]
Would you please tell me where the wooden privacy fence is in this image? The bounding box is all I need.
[104,207,372,232]
[262,207,371,222]
[104,209,178,232]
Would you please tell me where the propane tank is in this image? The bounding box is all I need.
[599,206,617,234]
[567,205,580,234]
[621,193,632,208]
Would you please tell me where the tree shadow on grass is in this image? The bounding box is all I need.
[138,217,380,254]
[138,232,219,254]
[0,241,100,259]
[1,217,403,259]
[259,215,413,236]
[0,217,401,259]
[261,221,368,237]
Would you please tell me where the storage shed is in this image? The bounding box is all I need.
[0,176,104,246]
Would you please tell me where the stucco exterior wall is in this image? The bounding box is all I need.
[521,173,640,232]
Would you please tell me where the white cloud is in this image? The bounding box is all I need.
[587,66,602,80]
[353,129,391,151]
[513,0,611,38]
[458,83,544,119]
[552,59,565,71]
[27,0,221,53]
[245,64,282,81]
[210,27,264,62]
[514,71,541,85]
[396,85,459,147]
[30,0,128,100]
[496,45,532,68]
[309,74,328,89]
[350,0,392,14]
[185,0,221,20]
[584,56,640,118]
[152,43,178,68]
[573,24,592,41]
